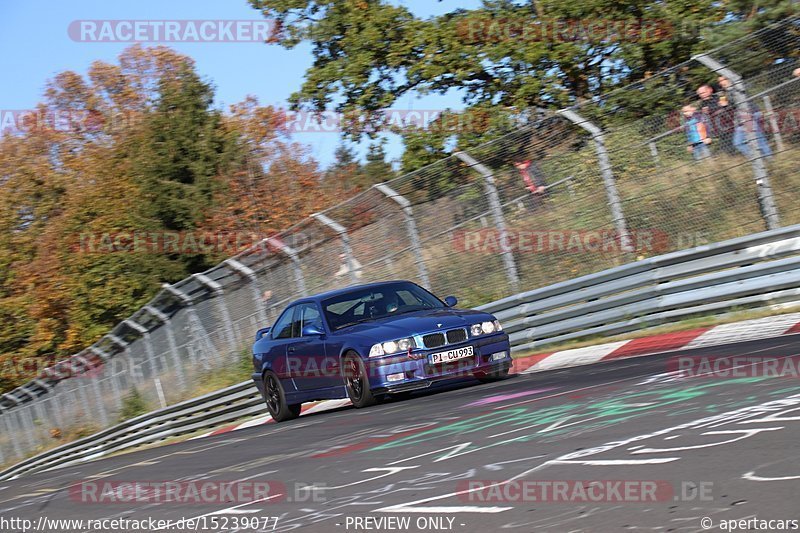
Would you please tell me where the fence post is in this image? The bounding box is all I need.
[123,319,159,375]
[163,283,219,367]
[693,53,780,230]
[89,346,122,412]
[373,183,431,289]
[648,141,660,166]
[557,109,634,253]
[261,241,308,297]
[73,355,109,428]
[311,212,360,284]
[454,151,520,293]
[224,258,271,323]
[0,417,5,464]
[143,305,186,390]
[192,273,238,357]
[762,95,785,153]
[3,410,23,459]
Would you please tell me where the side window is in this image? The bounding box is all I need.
[297,303,323,335]
[272,306,296,339]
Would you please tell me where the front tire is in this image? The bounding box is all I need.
[263,371,302,422]
[343,353,379,408]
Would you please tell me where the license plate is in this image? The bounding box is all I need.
[429,345,474,364]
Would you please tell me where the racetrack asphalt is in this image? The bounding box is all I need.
[2,334,800,532]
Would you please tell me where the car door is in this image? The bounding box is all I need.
[263,305,299,392]
[289,302,337,391]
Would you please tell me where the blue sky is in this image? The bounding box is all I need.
[0,0,483,167]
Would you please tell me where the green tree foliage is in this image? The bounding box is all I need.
[323,140,395,189]
[250,0,795,169]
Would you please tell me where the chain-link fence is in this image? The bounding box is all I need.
[1,16,799,466]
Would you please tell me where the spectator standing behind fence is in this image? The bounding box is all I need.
[696,84,736,154]
[717,76,772,159]
[682,105,712,161]
[513,160,547,209]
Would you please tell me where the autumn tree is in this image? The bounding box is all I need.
[0,46,332,393]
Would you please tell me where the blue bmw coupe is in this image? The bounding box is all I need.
[252,280,512,421]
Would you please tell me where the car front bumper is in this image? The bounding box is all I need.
[366,333,511,393]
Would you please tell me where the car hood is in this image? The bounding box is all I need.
[334,308,495,342]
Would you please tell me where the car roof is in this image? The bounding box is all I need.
[293,280,415,305]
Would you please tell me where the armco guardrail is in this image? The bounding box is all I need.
[477,225,800,351]
[0,382,261,481]
[4,225,800,481]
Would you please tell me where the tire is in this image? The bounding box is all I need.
[343,353,379,408]
[263,371,302,422]
[475,365,510,383]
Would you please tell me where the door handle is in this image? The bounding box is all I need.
[288,347,296,353]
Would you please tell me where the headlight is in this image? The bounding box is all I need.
[371,337,415,357]
[481,321,496,334]
[493,319,503,331]
[369,344,384,357]
[470,324,483,337]
[382,340,399,354]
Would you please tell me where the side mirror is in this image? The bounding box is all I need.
[444,295,458,308]
[256,327,271,341]
[302,324,325,337]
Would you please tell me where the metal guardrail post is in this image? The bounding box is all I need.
[143,305,186,390]
[260,240,308,297]
[373,183,431,289]
[454,151,520,293]
[124,319,159,375]
[2,392,21,408]
[106,334,128,350]
[648,141,660,166]
[104,334,132,397]
[4,412,23,459]
[193,273,237,358]
[15,386,36,402]
[224,258,271,323]
[693,53,780,230]
[311,213,360,284]
[163,282,219,366]
[557,109,634,253]
[73,355,109,428]
[89,346,122,411]
[762,95,785,153]
[19,408,37,452]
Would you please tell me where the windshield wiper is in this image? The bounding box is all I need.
[334,317,373,330]
[393,305,434,316]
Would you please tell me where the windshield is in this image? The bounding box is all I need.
[322,282,445,331]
